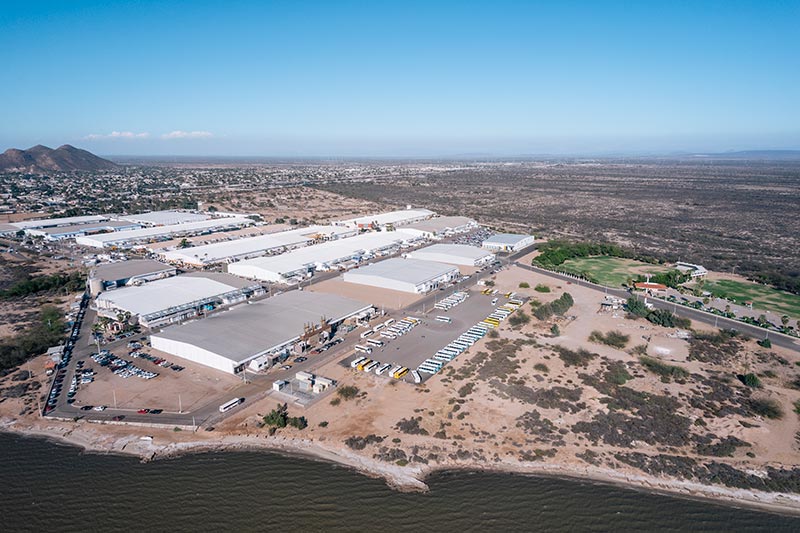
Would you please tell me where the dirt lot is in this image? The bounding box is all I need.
[71,346,240,412]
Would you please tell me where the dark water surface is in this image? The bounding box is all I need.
[1,432,797,532]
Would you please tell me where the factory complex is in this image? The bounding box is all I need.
[94,272,263,328]
[481,233,536,252]
[333,208,434,229]
[159,224,357,266]
[150,291,373,374]
[406,243,495,267]
[88,259,177,295]
[75,216,253,248]
[343,257,460,294]
[227,230,425,283]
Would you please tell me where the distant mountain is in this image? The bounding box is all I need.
[687,150,800,161]
[0,144,119,173]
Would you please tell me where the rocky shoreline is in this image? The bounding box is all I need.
[3,417,800,518]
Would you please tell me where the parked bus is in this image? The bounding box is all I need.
[435,316,452,323]
[354,344,373,354]
[350,356,367,368]
[393,367,409,379]
[357,359,373,371]
[367,338,384,347]
[219,398,243,413]
[360,329,374,339]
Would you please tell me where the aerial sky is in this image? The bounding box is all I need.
[1,0,798,156]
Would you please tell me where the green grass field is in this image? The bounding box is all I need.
[705,279,800,319]
[559,256,671,288]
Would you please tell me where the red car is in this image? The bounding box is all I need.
[137,408,150,414]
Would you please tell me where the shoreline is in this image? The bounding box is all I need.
[3,418,800,518]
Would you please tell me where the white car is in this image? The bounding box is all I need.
[93,405,107,411]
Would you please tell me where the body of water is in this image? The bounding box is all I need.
[1,432,797,532]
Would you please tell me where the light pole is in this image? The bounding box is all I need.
[113,389,117,409]
[178,394,183,413]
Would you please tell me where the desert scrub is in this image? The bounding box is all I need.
[639,356,688,381]
[588,330,629,349]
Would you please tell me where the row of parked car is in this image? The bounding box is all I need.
[91,350,159,380]
[45,294,90,414]
[128,350,185,372]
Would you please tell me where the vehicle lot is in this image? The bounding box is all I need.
[344,287,503,383]
[71,346,241,413]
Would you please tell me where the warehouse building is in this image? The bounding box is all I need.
[25,220,141,241]
[400,216,477,240]
[150,291,373,374]
[228,231,415,283]
[406,243,495,267]
[343,257,459,294]
[159,225,357,266]
[10,214,110,230]
[117,210,210,227]
[94,272,264,328]
[75,217,253,249]
[482,233,535,253]
[88,259,177,296]
[333,208,434,230]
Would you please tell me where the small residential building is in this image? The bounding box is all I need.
[634,282,668,296]
[343,257,459,294]
[481,233,535,253]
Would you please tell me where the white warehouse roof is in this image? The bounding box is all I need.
[160,225,355,266]
[151,291,372,366]
[12,214,110,230]
[117,210,210,226]
[334,208,434,228]
[228,231,414,282]
[483,233,534,246]
[95,273,257,318]
[344,257,458,287]
[403,216,476,234]
[75,217,253,248]
[406,244,495,266]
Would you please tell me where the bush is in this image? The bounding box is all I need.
[336,385,360,400]
[534,284,551,293]
[534,363,549,373]
[487,329,499,338]
[550,324,560,337]
[518,282,530,288]
[639,356,689,381]
[264,403,307,430]
[747,398,783,420]
[757,338,772,349]
[508,311,530,327]
[738,373,762,388]
[0,305,66,374]
[318,421,329,427]
[588,330,629,349]
[554,346,597,367]
[534,293,574,320]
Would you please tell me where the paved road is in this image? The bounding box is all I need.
[515,262,800,353]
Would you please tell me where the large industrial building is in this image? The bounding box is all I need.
[482,233,535,253]
[228,231,420,283]
[117,210,210,227]
[25,220,141,241]
[150,291,373,374]
[94,272,263,328]
[75,217,253,249]
[406,243,495,267]
[333,208,434,230]
[159,225,357,266]
[343,257,459,293]
[400,216,477,240]
[87,259,177,296]
[10,214,111,230]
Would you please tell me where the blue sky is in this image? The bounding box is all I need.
[1,0,798,156]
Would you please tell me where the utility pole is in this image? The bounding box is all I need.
[113,389,117,409]
[179,394,183,413]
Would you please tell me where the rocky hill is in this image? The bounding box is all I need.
[0,145,119,173]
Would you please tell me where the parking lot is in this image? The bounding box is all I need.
[344,286,507,383]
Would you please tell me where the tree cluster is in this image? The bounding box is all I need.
[0,271,86,300]
[0,306,65,374]
[533,293,574,320]
[263,403,307,430]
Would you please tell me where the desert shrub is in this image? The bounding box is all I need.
[605,361,632,385]
[519,282,530,288]
[738,373,762,388]
[329,397,341,406]
[757,338,772,348]
[554,346,597,367]
[550,324,560,337]
[588,330,629,349]
[747,398,783,420]
[639,356,689,381]
[534,363,549,373]
[487,329,499,338]
[534,284,551,293]
[318,421,329,427]
[534,293,574,320]
[337,385,360,400]
[508,311,530,327]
